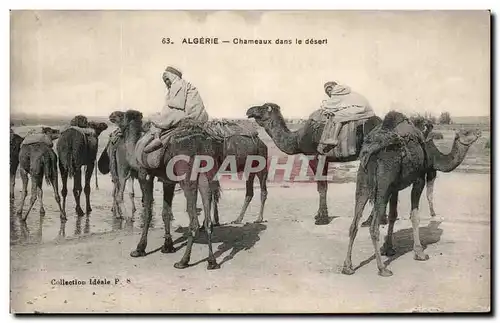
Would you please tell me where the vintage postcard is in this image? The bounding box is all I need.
[9,10,491,313]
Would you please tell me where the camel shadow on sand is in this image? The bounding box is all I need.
[152,223,268,268]
[354,220,444,271]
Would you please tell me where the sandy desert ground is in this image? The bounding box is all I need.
[9,125,491,313]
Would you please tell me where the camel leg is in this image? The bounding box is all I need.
[342,171,370,275]
[95,162,99,190]
[111,179,121,219]
[83,162,94,214]
[73,168,85,217]
[309,157,329,225]
[10,173,16,200]
[370,166,393,277]
[381,192,399,257]
[50,175,67,222]
[161,182,176,254]
[255,170,268,223]
[128,177,137,214]
[411,179,429,261]
[116,174,130,221]
[200,174,220,270]
[11,156,20,200]
[59,163,69,215]
[232,173,255,224]
[21,176,39,222]
[208,180,220,226]
[38,185,45,217]
[370,195,392,277]
[16,169,29,218]
[130,175,154,257]
[174,179,200,269]
[426,171,437,217]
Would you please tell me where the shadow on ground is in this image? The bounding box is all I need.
[355,220,444,270]
[171,223,268,267]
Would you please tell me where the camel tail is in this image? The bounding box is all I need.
[97,143,111,175]
[43,151,59,187]
[212,180,222,203]
[366,158,378,205]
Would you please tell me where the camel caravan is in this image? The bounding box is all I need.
[10,67,481,276]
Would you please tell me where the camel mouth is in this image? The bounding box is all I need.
[246,108,263,120]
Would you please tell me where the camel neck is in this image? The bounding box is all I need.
[262,116,301,155]
[123,124,142,169]
[426,137,471,172]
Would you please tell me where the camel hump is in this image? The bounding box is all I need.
[382,111,408,130]
[205,119,258,138]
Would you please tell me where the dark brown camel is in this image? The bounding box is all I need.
[99,112,269,225]
[246,103,382,225]
[342,111,481,276]
[56,115,108,217]
[360,117,471,227]
[116,110,225,270]
[10,129,24,200]
[15,127,67,222]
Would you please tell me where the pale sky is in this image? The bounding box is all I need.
[10,10,490,118]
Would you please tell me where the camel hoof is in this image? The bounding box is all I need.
[430,212,437,217]
[378,268,393,277]
[381,246,397,257]
[60,217,67,223]
[315,217,329,225]
[161,244,175,254]
[231,220,242,225]
[174,262,189,269]
[341,266,355,275]
[207,262,221,270]
[414,253,430,261]
[130,250,146,258]
[39,209,46,217]
[361,219,371,227]
[213,222,221,227]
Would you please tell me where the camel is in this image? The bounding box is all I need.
[56,116,108,217]
[115,110,224,270]
[10,128,24,200]
[99,112,269,225]
[15,127,67,222]
[246,102,382,225]
[341,111,481,276]
[359,117,464,227]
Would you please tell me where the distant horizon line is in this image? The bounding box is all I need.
[9,112,492,120]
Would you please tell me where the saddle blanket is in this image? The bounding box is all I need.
[21,133,54,147]
[309,109,371,158]
[134,120,257,170]
[135,128,177,169]
[359,116,427,171]
[60,125,96,136]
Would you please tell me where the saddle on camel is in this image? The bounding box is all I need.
[21,127,60,148]
[315,81,376,157]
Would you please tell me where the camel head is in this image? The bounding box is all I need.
[246,103,283,126]
[41,126,61,141]
[455,128,481,147]
[88,121,109,136]
[70,115,89,128]
[117,110,144,132]
[109,111,125,126]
